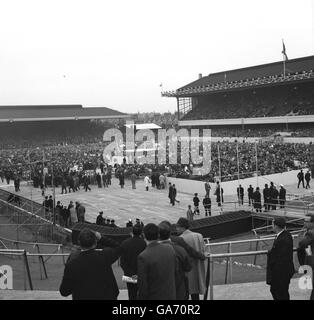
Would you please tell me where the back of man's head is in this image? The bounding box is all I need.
[143,223,159,241]
[273,217,286,230]
[78,229,97,250]
[132,224,143,237]
[158,222,171,241]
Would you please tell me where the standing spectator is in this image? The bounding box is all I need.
[266,218,295,300]
[168,183,173,204]
[247,185,254,206]
[59,229,122,300]
[43,196,49,215]
[119,171,125,189]
[96,211,104,225]
[297,169,305,188]
[68,175,75,193]
[237,184,244,205]
[263,184,271,212]
[47,195,54,213]
[158,221,192,300]
[202,195,211,217]
[135,218,144,229]
[137,223,176,300]
[305,170,311,189]
[55,201,62,225]
[159,173,165,189]
[144,175,151,191]
[279,184,286,208]
[110,219,117,228]
[297,215,314,300]
[14,176,20,192]
[120,225,146,300]
[253,187,262,213]
[176,217,206,300]
[107,168,112,186]
[126,219,133,228]
[68,201,77,227]
[83,175,91,192]
[61,206,70,228]
[77,202,86,223]
[271,186,279,210]
[96,173,102,188]
[214,182,224,207]
[102,171,107,188]
[172,184,179,205]
[204,181,211,197]
[186,205,194,221]
[61,176,67,194]
[193,193,200,215]
[130,172,137,190]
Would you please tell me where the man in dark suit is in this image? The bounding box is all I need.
[137,223,176,300]
[159,221,192,300]
[168,183,173,204]
[59,229,122,300]
[96,211,104,225]
[237,185,244,205]
[120,225,146,300]
[266,217,295,300]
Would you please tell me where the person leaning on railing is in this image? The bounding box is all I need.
[59,229,123,300]
[297,215,314,300]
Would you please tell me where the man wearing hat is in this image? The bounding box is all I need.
[297,215,314,300]
[176,217,206,300]
[266,217,295,300]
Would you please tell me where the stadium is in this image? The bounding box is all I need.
[0,56,314,301]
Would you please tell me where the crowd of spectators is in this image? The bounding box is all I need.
[182,82,314,120]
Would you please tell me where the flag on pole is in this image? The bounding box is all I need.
[282,40,288,61]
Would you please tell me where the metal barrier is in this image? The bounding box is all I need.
[205,247,299,300]
[205,232,302,285]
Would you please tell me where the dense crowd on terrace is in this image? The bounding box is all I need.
[182,82,314,120]
[0,135,312,185]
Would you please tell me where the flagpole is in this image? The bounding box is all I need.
[255,141,259,187]
[282,39,286,79]
[217,142,223,213]
[236,140,240,186]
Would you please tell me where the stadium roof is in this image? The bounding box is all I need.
[0,105,129,122]
[162,55,314,97]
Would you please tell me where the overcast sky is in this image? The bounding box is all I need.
[0,0,313,114]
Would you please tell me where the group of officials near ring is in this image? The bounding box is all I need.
[59,215,314,300]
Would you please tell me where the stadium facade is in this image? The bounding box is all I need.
[162,55,314,130]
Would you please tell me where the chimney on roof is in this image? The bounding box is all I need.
[198,73,202,79]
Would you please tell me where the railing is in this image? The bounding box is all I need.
[0,248,121,291]
[205,247,299,300]
[205,233,302,285]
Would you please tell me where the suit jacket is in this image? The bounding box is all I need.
[266,230,295,286]
[59,246,122,300]
[137,241,176,300]
[160,240,192,300]
[171,235,205,260]
[120,236,147,276]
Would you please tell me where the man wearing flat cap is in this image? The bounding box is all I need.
[266,217,295,300]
